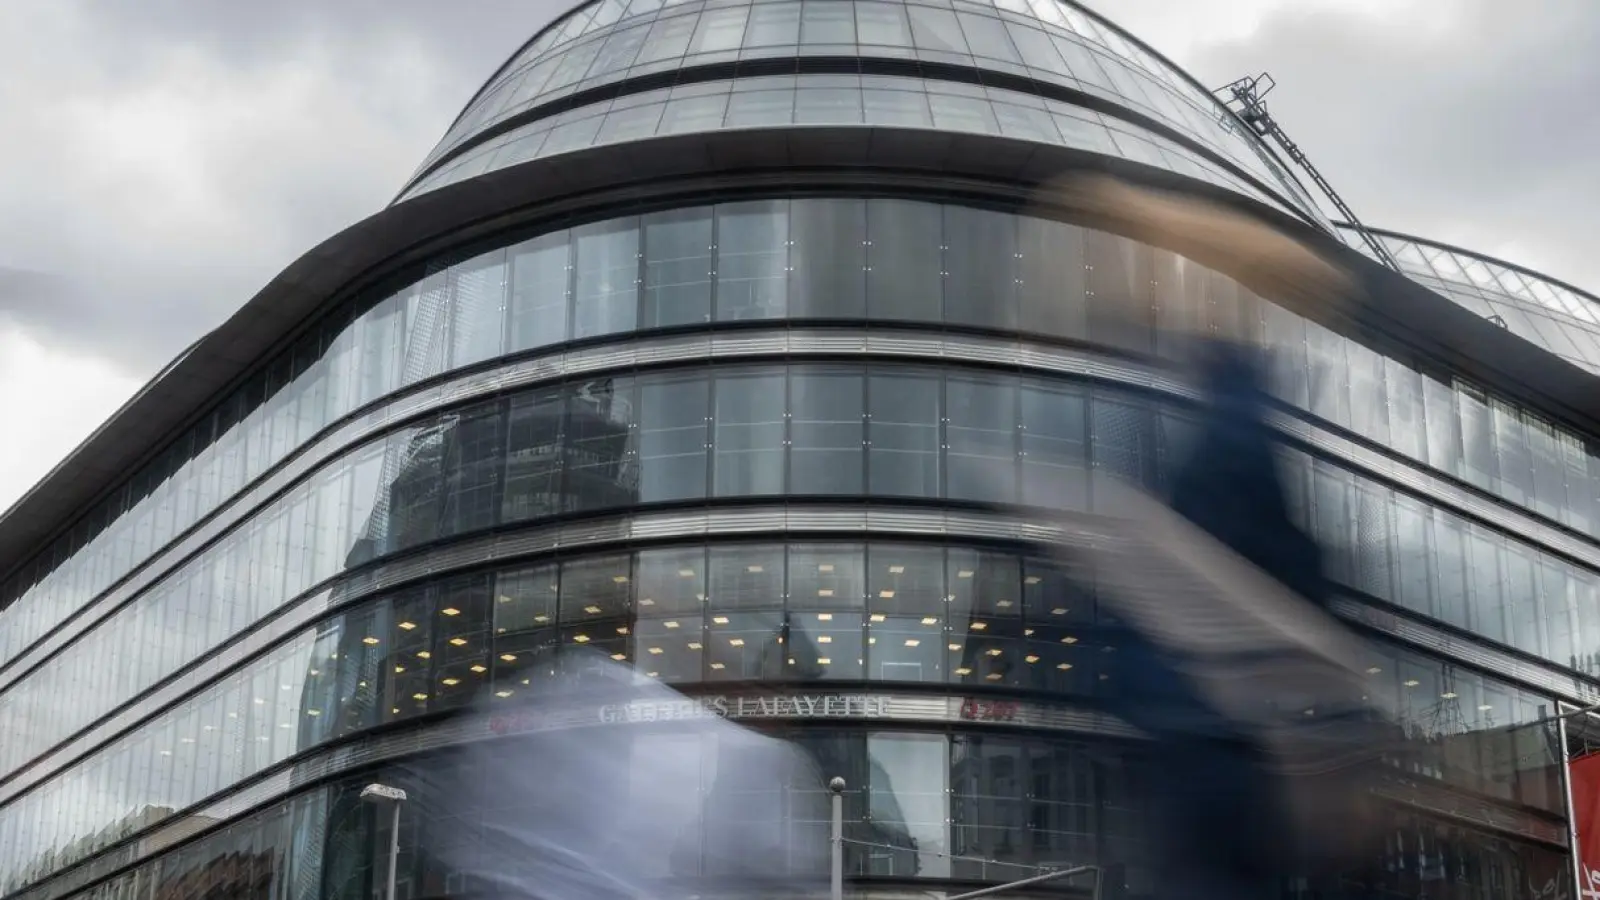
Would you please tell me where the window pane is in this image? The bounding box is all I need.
[1084,230,1152,353]
[942,206,1018,329]
[502,387,566,524]
[449,248,508,368]
[868,371,941,497]
[573,218,640,339]
[800,0,856,44]
[566,376,638,511]
[508,231,572,352]
[713,371,787,496]
[706,545,786,680]
[790,368,864,495]
[1018,216,1087,339]
[787,545,866,681]
[438,401,507,538]
[715,201,788,321]
[945,374,1017,502]
[635,546,707,615]
[867,544,945,683]
[866,734,949,878]
[643,208,713,327]
[867,199,942,322]
[1090,394,1156,505]
[790,198,867,318]
[948,549,1023,688]
[638,374,709,502]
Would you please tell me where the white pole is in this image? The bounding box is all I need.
[385,800,401,900]
[829,776,846,900]
[360,784,408,900]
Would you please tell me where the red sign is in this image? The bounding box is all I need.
[1570,753,1600,899]
[960,698,1019,722]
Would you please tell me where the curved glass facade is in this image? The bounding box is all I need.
[0,358,1586,893]
[0,536,1567,893]
[402,0,1321,221]
[2,197,1597,896]
[1339,224,1600,376]
[1,0,1595,895]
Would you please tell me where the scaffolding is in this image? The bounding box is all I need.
[1215,73,1401,273]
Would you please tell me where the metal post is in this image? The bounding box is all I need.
[829,776,846,900]
[360,783,408,900]
[1559,706,1584,899]
[386,800,401,900]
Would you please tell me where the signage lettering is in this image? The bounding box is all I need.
[597,694,890,724]
[488,693,894,736]
[960,698,1020,722]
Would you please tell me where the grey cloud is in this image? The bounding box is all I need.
[0,0,567,377]
[1095,0,1600,296]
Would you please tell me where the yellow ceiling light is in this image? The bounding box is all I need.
[584,605,603,615]
[888,565,905,574]
[573,634,592,644]
[688,642,703,650]
[399,621,417,631]
[362,636,380,645]
[442,608,461,617]
[729,638,746,647]
[904,639,921,647]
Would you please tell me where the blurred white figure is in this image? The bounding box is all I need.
[398,650,831,900]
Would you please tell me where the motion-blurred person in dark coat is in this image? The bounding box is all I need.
[1097,341,1311,900]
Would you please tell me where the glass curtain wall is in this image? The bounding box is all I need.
[1,537,1566,893]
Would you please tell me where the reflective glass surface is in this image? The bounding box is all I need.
[397,73,1305,226]
[405,0,1319,222]
[2,351,1583,889]
[1338,225,1600,376]
[6,199,1600,806]
[12,624,1561,896]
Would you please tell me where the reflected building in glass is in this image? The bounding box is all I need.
[0,0,1596,898]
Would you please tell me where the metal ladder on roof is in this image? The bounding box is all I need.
[1215,73,1401,273]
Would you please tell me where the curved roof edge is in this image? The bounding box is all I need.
[420,0,1320,212]
[1335,220,1600,313]
[0,128,1593,588]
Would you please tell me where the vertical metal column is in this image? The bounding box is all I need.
[1559,707,1584,899]
[829,776,846,900]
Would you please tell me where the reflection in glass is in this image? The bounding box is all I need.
[573,219,640,339]
[643,208,713,328]
[790,368,864,495]
[508,231,571,352]
[716,202,787,321]
[868,371,940,497]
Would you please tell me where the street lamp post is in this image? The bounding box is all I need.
[828,776,846,900]
[360,783,408,900]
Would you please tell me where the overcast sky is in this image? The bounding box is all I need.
[0,0,1594,509]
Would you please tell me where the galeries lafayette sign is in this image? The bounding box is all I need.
[481,691,1139,739]
[488,694,890,735]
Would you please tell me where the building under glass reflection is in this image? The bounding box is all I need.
[0,0,1596,899]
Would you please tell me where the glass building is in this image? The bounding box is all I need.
[0,0,1597,898]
